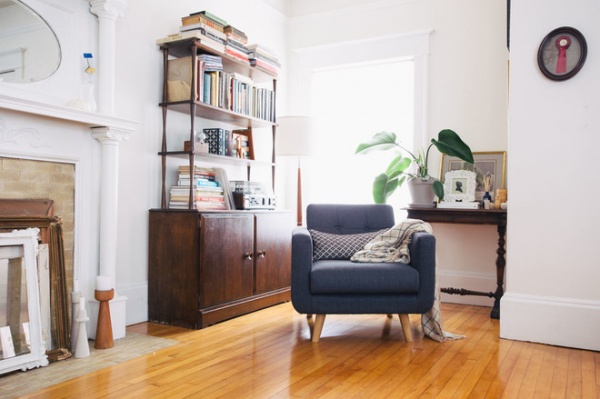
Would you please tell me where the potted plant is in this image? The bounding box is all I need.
[355,129,474,206]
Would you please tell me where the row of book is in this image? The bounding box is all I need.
[169,166,235,210]
[166,56,275,122]
[157,10,281,77]
[203,128,253,159]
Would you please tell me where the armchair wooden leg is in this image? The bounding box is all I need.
[312,314,326,342]
[398,314,413,342]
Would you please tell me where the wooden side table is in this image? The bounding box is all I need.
[405,207,507,319]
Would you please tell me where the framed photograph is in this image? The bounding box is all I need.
[443,170,476,202]
[537,26,587,81]
[440,151,506,201]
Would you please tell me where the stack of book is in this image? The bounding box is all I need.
[169,166,230,210]
[223,24,250,65]
[158,11,281,78]
[181,10,227,33]
[199,54,223,70]
[247,44,281,76]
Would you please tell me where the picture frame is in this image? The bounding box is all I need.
[231,128,255,160]
[440,151,506,201]
[0,228,48,375]
[537,26,587,81]
[443,170,476,202]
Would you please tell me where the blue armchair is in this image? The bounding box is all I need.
[291,204,436,342]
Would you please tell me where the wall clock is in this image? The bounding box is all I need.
[537,27,587,81]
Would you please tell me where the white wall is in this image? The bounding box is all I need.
[285,0,509,306]
[501,0,600,351]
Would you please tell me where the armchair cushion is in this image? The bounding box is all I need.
[309,229,386,261]
[310,260,419,294]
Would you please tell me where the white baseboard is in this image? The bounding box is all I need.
[438,269,496,307]
[118,282,149,325]
[500,292,600,351]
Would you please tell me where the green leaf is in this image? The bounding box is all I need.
[355,131,398,155]
[372,173,401,204]
[431,129,474,164]
[432,180,444,200]
[385,155,412,179]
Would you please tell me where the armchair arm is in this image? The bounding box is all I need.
[408,232,437,312]
[291,226,313,313]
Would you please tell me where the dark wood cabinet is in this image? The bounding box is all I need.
[148,209,293,329]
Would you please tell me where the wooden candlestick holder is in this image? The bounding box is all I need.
[94,289,114,349]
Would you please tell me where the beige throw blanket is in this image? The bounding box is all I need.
[351,219,465,342]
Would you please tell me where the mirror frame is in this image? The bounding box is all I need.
[0,0,62,83]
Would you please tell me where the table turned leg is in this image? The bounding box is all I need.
[490,223,507,319]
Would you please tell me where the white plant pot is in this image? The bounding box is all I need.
[408,177,436,208]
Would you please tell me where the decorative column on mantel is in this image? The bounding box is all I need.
[89,0,127,115]
[87,0,129,339]
[88,126,130,340]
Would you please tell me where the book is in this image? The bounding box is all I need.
[247,51,282,68]
[214,168,235,209]
[224,25,248,44]
[226,38,249,54]
[181,14,224,31]
[249,58,279,75]
[204,128,227,155]
[179,23,227,41]
[182,28,226,46]
[225,47,250,64]
[437,201,481,209]
[156,31,225,53]
[246,44,279,60]
[198,54,223,71]
[189,11,227,27]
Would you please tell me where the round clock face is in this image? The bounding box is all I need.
[537,27,587,81]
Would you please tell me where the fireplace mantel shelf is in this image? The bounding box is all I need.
[0,93,137,133]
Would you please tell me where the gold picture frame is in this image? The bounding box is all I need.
[440,151,507,201]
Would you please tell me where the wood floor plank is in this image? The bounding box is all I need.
[532,344,558,398]
[549,346,571,399]
[16,302,600,399]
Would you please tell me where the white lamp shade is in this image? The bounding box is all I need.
[276,116,317,157]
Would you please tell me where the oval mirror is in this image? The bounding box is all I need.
[0,0,61,83]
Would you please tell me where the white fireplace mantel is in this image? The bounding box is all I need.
[0,94,136,132]
[0,0,134,339]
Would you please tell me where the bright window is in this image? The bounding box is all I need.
[303,59,415,211]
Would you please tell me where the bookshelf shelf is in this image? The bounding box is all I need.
[158,151,274,167]
[160,100,276,129]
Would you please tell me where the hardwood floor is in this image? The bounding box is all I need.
[20,302,600,398]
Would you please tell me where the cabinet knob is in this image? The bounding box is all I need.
[257,250,266,258]
[244,252,253,260]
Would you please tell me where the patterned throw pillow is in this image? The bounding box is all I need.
[309,229,387,261]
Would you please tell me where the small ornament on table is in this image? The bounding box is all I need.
[482,174,493,209]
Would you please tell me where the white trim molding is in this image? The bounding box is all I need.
[501,292,600,351]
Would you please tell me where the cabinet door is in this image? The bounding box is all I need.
[254,212,293,294]
[148,211,199,329]
[199,213,254,308]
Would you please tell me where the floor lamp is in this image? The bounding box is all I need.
[276,116,316,226]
